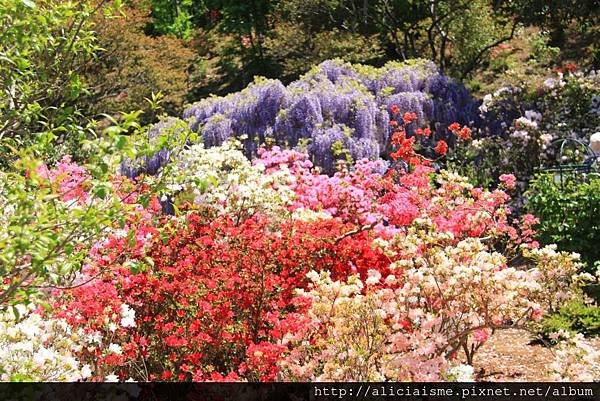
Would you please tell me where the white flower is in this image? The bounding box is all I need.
[81,365,92,379]
[540,133,554,148]
[384,275,397,285]
[306,270,320,283]
[515,116,538,129]
[0,306,95,381]
[120,304,136,328]
[120,316,136,328]
[8,304,28,321]
[86,330,103,345]
[446,364,475,381]
[105,373,119,382]
[543,78,557,89]
[108,343,123,355]
[590,132,600,153]
[365,269,382,286]
[524,110,542,122]
[511,130,530,141]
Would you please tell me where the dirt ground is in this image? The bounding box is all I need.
[470,329,600,381]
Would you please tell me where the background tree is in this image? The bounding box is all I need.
[0,0,122,164]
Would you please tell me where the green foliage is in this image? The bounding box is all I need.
[538,300,600,340]
[264,23,383,81]
[525,173,600,273]
[511,0,599,46]
[0,0,120,164]
[148,0,196,39]
[370,0,517,77]
[140,0,527,91]
[0,151,121,306]
[530,33,560,65]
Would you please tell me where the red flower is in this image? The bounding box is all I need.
[563,62,577,72]
[448,122,461,132]
[402,112,417,124]
[164,336,187,347]
[435,140,448,155]
[457,127,471,140]
[415,127,431,137]
[390,105,400,115]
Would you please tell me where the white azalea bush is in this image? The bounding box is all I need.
[0,305,96,381]
[549,330,600,381]
[163,140,296,219]
[523,245,591,313]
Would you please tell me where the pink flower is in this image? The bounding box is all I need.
[499,174,516,189]
[36,156,91,204]
[473,328,490,344]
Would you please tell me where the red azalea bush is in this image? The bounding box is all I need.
[54,214,395,381]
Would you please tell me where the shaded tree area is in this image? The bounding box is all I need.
[78,0,600,113]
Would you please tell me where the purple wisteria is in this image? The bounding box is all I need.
[126,59,481,176]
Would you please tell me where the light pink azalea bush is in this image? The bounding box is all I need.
[278,226,581,381]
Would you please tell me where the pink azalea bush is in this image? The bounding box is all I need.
[35,155,92,205]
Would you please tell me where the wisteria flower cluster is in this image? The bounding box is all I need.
[164,59,480,173]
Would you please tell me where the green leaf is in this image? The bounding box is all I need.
[104,126,124,136]
[94,186,107,200]
[124,260,141,274]
[115,135,127,150]
[11,305,20,321]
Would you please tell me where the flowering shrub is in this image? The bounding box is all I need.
[33,134,589,382]
[164,140,296,220]
[0,155,122,305]
[450,70,600,195]
[1,89,591,382]
[0,304,94,381]
[278,225,579,381]
[549,330,600,381]
[55,213,393,381]
[522,245,590,312]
